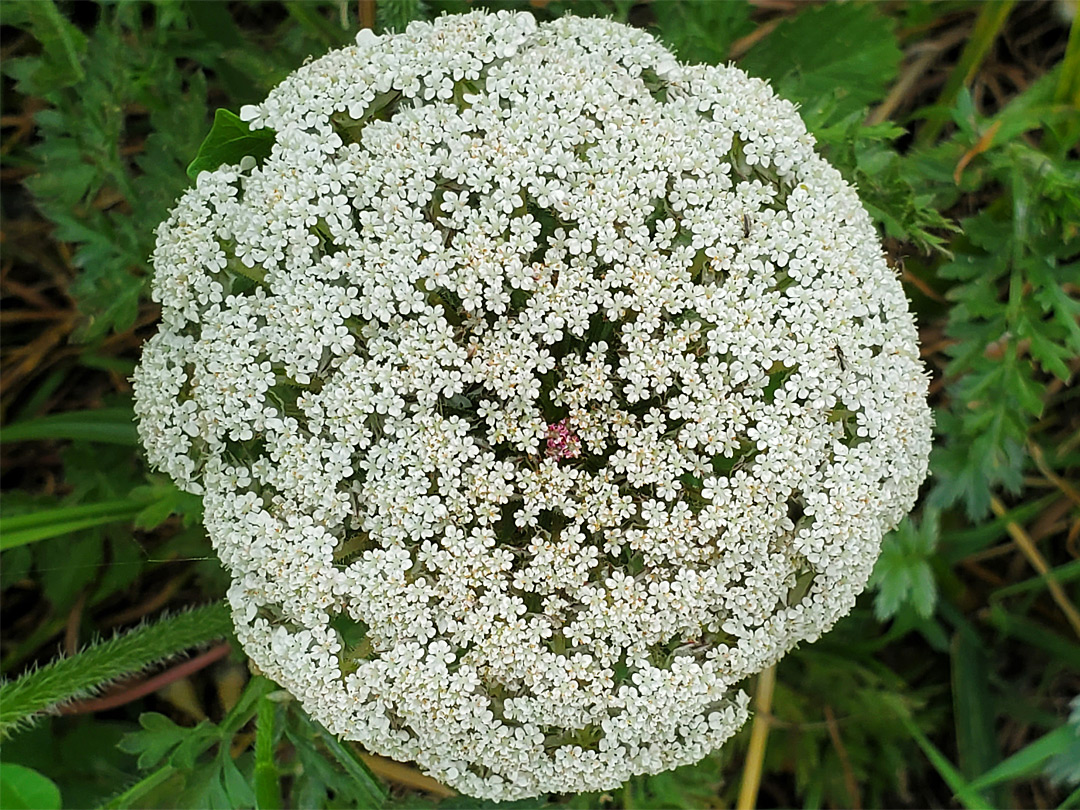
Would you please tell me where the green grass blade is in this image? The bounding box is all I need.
[0,499,150,551]
[968,726,1076,792]
[99,765,177,810]
[1056,14,1080,105]
[296,710,387,807]
[917,0,1016,146]
[952,629,1001,801]
[0,603,232,739]
[986,605,1080,670]
[1,499,148,532]
[0,408,137,445]
[897,712,993,810]
[1,515,135,550]
[992,559,1080,600]
[940,494,1057,562]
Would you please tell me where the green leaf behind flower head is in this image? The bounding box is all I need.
[0,763,62,810]
[186,108,276,181]
[739,3,901,128]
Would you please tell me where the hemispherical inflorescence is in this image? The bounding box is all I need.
[134,11,932,800]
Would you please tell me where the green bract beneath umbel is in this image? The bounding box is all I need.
[186,108,276,182]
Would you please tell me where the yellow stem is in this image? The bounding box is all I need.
[991,496,1080,638]
[736,665,777,810]
[359,752,456,797]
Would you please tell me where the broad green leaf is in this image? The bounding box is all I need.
[38,533,103,612]
[654,0,754,65]
[738,3,901,127]
[0,763,61,810]
[186,109,276,181]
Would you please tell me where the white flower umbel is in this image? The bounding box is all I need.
[134,11,932,800]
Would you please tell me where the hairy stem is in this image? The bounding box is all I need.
[0,602,233,738]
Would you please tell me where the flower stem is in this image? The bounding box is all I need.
[0,602,233,739]
[736,664,777,810]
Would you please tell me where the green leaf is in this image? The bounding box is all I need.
[2,0,88,95]
[291,709,386,808]
[1032,265,1080,353]
[1047,697,1080,788]
[219,746,257,809]
[0,763,62,810]
[186,109,276,181]
[131,484,202,531]
[0,491,173,551]
[0,407,137,445]
[376,0,430,34]
[118,713,205,771]
[738,3,901,127]
[969,725,1077,791]
[869,511,940,621]
[654,0,754,65]
[951,629,1001,800]
[895,709,994,810]
[931,428,1026,521]
[0,499,147,551]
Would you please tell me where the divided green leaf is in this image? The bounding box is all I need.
[870,510,940,621]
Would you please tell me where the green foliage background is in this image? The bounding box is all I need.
[1,1,1078,808]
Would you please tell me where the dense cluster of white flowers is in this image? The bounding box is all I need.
[134,10,932,800]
